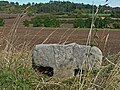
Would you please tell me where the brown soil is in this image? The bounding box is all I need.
[0,14,120,56]
[0,27,120,56]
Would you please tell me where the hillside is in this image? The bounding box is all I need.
[0,0,120,18]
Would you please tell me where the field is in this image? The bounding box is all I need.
[0,14,120,89]
[0,27,120,56]
[0,27,120,89]
[0,14,120,55]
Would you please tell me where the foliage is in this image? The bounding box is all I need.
[73,17,120,29]
[113,21,120,29]
[111,8,120,18]
[23,20,30,27]
[31,16,42,27]
[0,18,5,26]
[94,17,103,28]
[44,17,60,27]
[0,1,120,18]
[0,1,9,6]
[27,11,34,17]
[1,1,120,18]
[103,17,113,28]
[30,16,60,27]
[73,18,92,28]
[85,18,92,28]
[73,19,85,28]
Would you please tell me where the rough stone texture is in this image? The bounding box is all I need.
[32,43,102,78]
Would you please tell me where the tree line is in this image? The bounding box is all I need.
[23,16,60,27]
[0,1,120,18]
[1,16,120,29]
[22,16,120,29]
[73,17,120,29]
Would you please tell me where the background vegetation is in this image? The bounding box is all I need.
[0,1,120,28]
[1,1,120,28]
[0,0,119,18]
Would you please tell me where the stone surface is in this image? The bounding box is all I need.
[32,43,102,78]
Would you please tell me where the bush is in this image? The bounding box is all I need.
[0,18,5,26]
[85,18,92,28]
[44,17,60,27]
[111,9,120,18]
[73,19,85,28]
[94,17,105,28]
[73,17,120,29]
[23,20,30,27]
[103,17,113,28]
[31,16,42,27]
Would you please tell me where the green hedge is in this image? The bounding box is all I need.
[73,17,120,29]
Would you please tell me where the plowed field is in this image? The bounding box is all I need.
[0,27,120,56]
[0,14,120,56]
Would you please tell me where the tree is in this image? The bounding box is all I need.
[0,18,5,26]
[10,2,15,5]
[15,2,19,5]
[27,2,31,6]
[0,1,9,6]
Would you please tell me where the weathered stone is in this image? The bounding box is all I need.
[32,43,102,78]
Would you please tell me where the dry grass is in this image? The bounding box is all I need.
[0,51,119,89]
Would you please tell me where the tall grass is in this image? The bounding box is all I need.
[0,0,120,90]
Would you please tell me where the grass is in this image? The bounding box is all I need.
[0,51,120,90]
[0,51,37,90]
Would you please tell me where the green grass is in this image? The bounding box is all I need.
[0,51,120,90]
[0,51,39,90]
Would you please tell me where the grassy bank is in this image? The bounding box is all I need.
[0,50,120,90]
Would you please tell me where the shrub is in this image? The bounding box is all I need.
[44,17,60,27]
[31,16,42,27]
[111,9,120,18]
[23,20,30,27]
[94,17,105,28]
[85,18,92,28]
[27,11,34,17]
[73,19,85,28]
[103,17,113,28]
